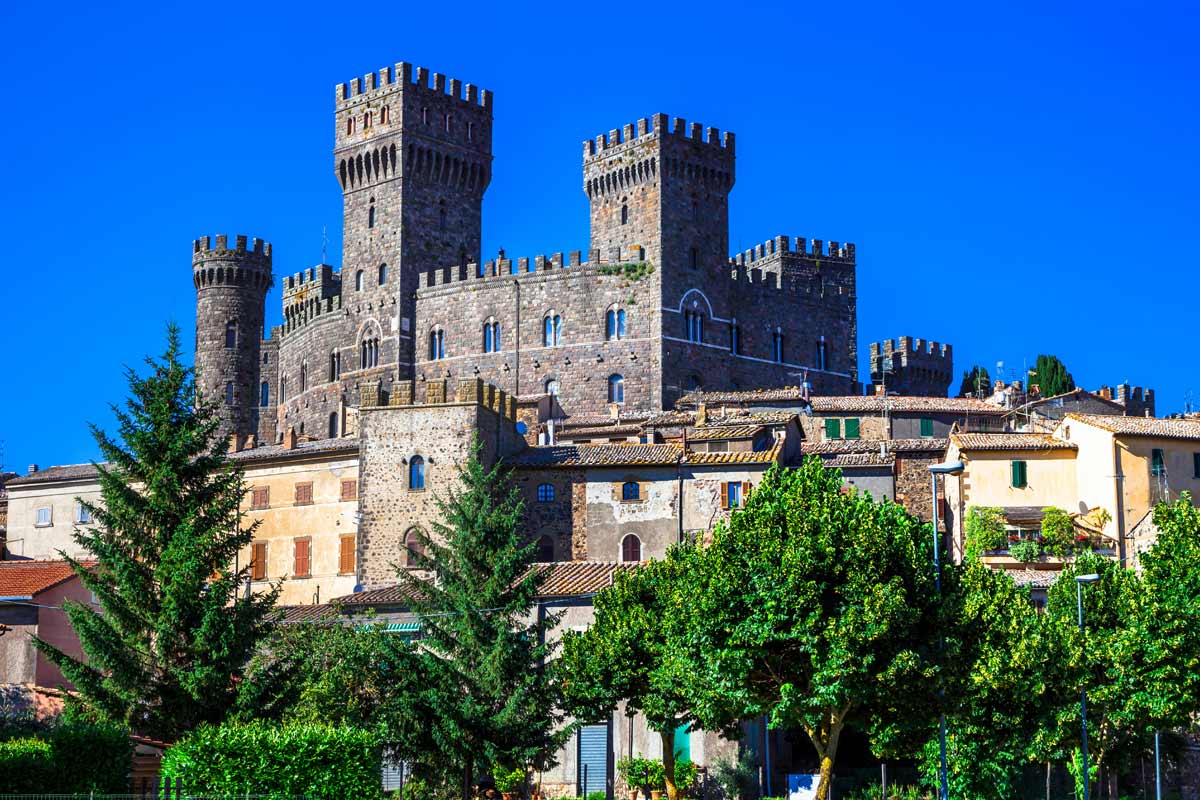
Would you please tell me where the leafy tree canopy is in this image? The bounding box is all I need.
[959,365,991,398]
[1031,354,1075,398]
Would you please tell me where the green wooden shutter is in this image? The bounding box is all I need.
[1011,460,1027,488]
[844,418,860,439]
[824,418,841,439]
[920,417,934,437]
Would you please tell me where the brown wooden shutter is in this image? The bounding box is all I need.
[340,479,358,501]
[339,535,355,575]
[720,482,730,510]
[251,487,269,510]
[741,481,752,506]
[294,482,313,505]
[294,539,311,577]
[251,542,267,581]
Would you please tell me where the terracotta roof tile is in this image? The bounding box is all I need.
[685,444,781,466]
[687,425,766,441]
[951,433,1076,451]
[0,560,94,598]
[1003,568,1062,590]
[803,438,948,455]
[274,604,339,624]
[809,396,1007,415]
[824,453,895,468]
[332,583,419,607]
[1066,413,1200,440]
[534,561,638,596]
[6,463,99,486]
[510,444,684,468]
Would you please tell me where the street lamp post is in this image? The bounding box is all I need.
[1076,573,1101,800]
[928,461,964,800]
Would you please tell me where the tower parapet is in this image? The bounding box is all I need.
[193,234,273,445]
[869,336,953,397]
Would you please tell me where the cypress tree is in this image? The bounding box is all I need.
[388,444,566,800]
[34,324,278,741]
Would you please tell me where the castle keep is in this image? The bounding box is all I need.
[194,61,860,444]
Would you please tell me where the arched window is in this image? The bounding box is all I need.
[300,361,308,391]
[621,203,628,225]
[328,412,339,438]
[444,112,451,133]
[355,270,364,291]
[537,535,555,562]
[537,483,555,502]
[360,335,380,369]
[605,307,627,341]
[280,375,288,401]
[381,106,389,124]
[438,204,447,230]
[690,247,699,269]
[482,318,501,353]
[621,533,642,563]
[346,117,355,136]
[225,320,237,349]
[467,121,474,142]
[545,379,559,397]
[409,456,425,491]
[329,351,340,382]
[260,381,269,407]
[225,382,235,406]
[429,328,445,361]
[815,336,827,371]
[543,314,562,347]
[404,527,425,567]
[730,321,741,355]
[362,110,371,129]
[622,481,640,501]
[773,329,785,363]
[368,205,375,228]
[684,310,704,343]
[608,374,625,405]
[378,264,388,285]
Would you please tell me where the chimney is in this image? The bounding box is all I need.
[27,464,38,475]
[697,403,707,426]
[283,427,297,451]
[228,433,242,454]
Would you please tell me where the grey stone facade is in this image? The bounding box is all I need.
[194,61,861,443]
[868,336,953,397]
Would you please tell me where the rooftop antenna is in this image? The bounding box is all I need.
[321,226,328,264]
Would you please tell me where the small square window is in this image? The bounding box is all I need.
[920,418,934,438]
[844,419,860,439]
[250,487,269,510]
[1011,460,1028,489]
[75,503,92,524]
[294,482,313,506]
[35,507,52,527]
[621,481,641,501]
[824,418,841,440]
[537,483,555,502]
[340,479,358,501]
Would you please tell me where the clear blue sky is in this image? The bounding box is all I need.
[1,0,1196,474]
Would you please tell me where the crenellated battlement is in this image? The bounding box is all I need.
[192,235,272,293]
[282,264,340,298]
[583,113,734,159]
[729,235,856,266]
[418,249,598,291]
[192,234,272,265]
[870,336,953,360]
[869,336,954,396]
[335,62,492,110]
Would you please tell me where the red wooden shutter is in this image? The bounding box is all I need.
[339,535,355,575]
[251,542,267,581]
[294,539,311,577]
[340,479,358,501]
[295,482,313,505]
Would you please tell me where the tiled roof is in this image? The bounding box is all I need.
[809,396,1008,415]
[0,560,94,598]
[559,412,653,428]
[535,561,638,596]
[678,387,812,405]
[274,604,339,624]
[1003,569,1061,590]
[802,438,949,455]
[824,453,894,468]
[8,438,360,487]
[332,583,419,607]
[555,425,644,438]
[510,444,684,468]
[646,410,799,429]
[685,444,781,466]
[1066,413,1200,441]
[642,411,696,427]
[687,425,766,441]
[951,433,1076,451]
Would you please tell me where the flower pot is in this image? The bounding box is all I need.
[651,791,664,799]
[628,790,639,800]
[502,793,518,800]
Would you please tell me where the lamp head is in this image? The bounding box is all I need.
[929,461,965,476]
[1076,573,1101,584]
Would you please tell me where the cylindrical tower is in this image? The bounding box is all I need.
[193,234,272,445]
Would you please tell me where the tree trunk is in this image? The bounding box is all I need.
[661,729,679,800]
[1045,761,1051,800]
[804,708,849,800]
[464,754,474,800]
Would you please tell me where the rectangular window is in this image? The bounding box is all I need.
[35,507,52,527]
[250,487,269,510]
[75,503,92,524]
[920,417,934,437]
[1151,448,1166,477]
[1193,452,1200,479]
[1011,460,1028,489]
[251,542,267,581]
[294,482,313,506]
[293,538,311,578]
[844,418,860,439]
[339,535,356,575]
[824,418,841,439]
[340,479,358,501]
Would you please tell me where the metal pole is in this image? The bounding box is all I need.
[584,763,589,800]
[881,763,887,800]
[1155,730,1162,800]
[1078,580,1091,800]
[930,473,949,800]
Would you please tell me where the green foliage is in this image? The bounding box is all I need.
[1040,507,1076,556]
[1031,354,1075,398]
[671,759,698,793]
[958,365,991,398]
[689,459,941,800]
[33,325,279,741]
[493,765,527,792]
[0,716,131,794]
[387,443,566,796]
[709,752,758,800]
[846,785,933,800]
[161,720,383,800]
[964,506,1007,554]
[0,738,53,793]
[1007,539,1042,563]
[618,756,656,790]
[598,261,655,281]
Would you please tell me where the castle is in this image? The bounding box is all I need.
[193,61,861,445]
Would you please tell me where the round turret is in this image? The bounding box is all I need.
[193,234,273,444]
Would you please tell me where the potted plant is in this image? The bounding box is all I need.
[671,760,698,798]
[648,760,666,800]
[618,756,650,800]
[494,766,526,800]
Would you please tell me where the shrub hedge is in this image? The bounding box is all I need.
[162,721,383,800]
[0,718,130,794]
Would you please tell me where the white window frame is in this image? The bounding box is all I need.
[35,506,53,527]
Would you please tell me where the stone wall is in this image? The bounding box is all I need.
[512,467,585,561]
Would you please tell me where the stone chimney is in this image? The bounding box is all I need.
[283,427,297,451]
[697,403,707,425]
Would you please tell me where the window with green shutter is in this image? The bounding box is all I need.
[824,418,841,439]
[845,418,860,439]
[1152,449,1166,477]
[1011,460,1028,488]
[920,417,934,437]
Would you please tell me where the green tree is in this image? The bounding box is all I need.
[689,460,941,800]
[389,445,567,800]
[1031,354,1075,398]
[958,365,991,398]
[33,325,278,741]
[559,543,712,800]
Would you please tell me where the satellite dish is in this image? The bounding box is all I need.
[352,584,365,594]
[515,421,528,435]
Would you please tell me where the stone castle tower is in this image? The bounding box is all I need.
[192,235,272,442]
